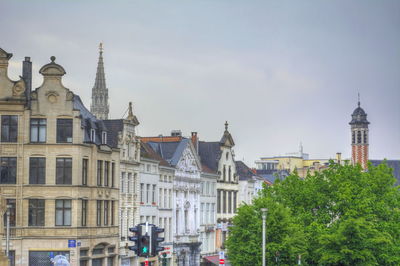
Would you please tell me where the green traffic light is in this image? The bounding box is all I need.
[142,246,148,253]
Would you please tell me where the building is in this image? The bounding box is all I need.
[0,47,120,266]
[236,161,267,205]
[90,43,109,120]
[143,133,202,266]
[349,98,369,169]
[103,102,141,266]
[198,122,238,251]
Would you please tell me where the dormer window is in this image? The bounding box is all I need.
[90,129,96,143]
[102,131,107,145]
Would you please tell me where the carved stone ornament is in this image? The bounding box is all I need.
[45,90,59,104]
[12,78,26,97]
[66,91,74,101]
[184,201,191,209]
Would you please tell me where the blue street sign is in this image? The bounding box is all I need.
[68,240,76,248]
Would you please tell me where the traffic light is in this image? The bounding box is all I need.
[151,226,165,256]
[140,234,151,256]
[128,226,141,255]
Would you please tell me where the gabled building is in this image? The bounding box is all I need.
[143,134,202,266]
[198,122,238,251]
[0,47,120,266]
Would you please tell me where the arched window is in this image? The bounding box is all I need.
[357,131,362,144]
[363,131,367,144]
[226,152,229,160]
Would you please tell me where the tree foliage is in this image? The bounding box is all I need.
[226,162,400,265]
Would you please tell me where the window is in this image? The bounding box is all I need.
[104,161,109,187]
[228,166,231,182]
[111,201,115,225]
[152,184,156,203]
[233,191,237,213]
[97,160,103,186]
[223,191,227,213]
[0,157,17,184]
[352,131,355,144]
[121,172,126,193]
[56,158,72,184]
[200,203,204,224]
[92,258,103,266]
[140,183,144,202]
[55,199,71,226]
[3,199,16,227]
[29,158,46,184]
[82,159,88,186]
[104,201,109,225]
[111,163,115,187]
[107,257,114,266]
[57,119,72,143]
[226,152,229,160]
[364,131,367,144]
[159,188,162,208]
[217,190,221,213]
[28,199,45,226]
[97,200,102,226]
[30,118,46,143]
[164,189,167,208]
[357,131,362,144]
[90,129,96,142]
[81,200,87,226]
[127,173,132,193]
[1,115,18,142]
[146,184,150,203]
[228,191,232,213]
[223,165,226,181]
[102,131,107,145]
[184,210,188,232]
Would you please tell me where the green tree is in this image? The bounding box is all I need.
[226,162,400,265]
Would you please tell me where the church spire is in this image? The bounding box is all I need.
[90,42,109,120]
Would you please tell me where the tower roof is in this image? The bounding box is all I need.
[349,98,369,125]
[93,43,107,91]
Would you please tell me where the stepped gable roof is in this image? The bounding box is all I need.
[198,141,222,172]
[235,160,255,181]
[73,95,107,145]
[102,119,124,148]
[370,160,400,184]
[140,142,170,167]
[147,138,190,167]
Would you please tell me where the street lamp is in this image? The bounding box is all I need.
[261,208,268,266]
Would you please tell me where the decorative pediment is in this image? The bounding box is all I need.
[176,145,201,174]
[39,56,66,77]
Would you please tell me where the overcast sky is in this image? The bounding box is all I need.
[1,0,399,166]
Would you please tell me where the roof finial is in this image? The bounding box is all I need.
[99,42,103,54]
[127,102,134,120]
[225,121,229,131]
[358,92,360,107]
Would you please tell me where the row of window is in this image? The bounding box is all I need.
[0,157,115,186]
[352,130,368,144]
[217,190,237,214]
[159,174,173,183]
[222,165,236,182]
[201,181,216,196]
[200,203,216,225]
[0,115,107,144]
[140,183,157,204]
[120,172,137,194]
[6,199,116,227]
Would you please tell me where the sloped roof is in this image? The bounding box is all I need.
[102,119,124,148]
[370,160,400,184]
[73,95,107,146]
[235,161,255,181]
[198,141,221,172]
[141,142,170,167]
[147,138,190,167]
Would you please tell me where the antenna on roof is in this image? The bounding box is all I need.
[358,92,360,107]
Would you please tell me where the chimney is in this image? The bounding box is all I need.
[22,57,32,107]
[191,132,198,153]
[336,152,342,165]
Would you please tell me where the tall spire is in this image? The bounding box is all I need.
[90,42,109,120]
[358,92,360,107]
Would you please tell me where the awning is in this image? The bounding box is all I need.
[203,255,220,265]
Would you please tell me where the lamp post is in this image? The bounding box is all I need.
[261,208,268,266]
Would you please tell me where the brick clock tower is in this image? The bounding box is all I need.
[349,99,369,169]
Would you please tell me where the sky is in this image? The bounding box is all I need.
[1,0,399,166]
